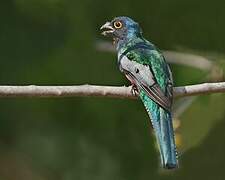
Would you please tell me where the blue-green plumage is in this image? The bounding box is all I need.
[101,16,178,169]
[140,91,177,168]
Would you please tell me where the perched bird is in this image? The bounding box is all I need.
[100,16,178,169]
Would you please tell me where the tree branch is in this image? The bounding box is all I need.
[0,82,224,98]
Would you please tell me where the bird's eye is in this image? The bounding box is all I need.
[113,21,123,29]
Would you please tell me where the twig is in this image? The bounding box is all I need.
[0,82,224,98]
[163,51,212,71]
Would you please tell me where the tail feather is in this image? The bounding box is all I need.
[140,91,178,169]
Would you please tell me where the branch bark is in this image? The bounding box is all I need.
[0,82,224,98]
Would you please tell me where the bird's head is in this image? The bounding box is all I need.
[100,16,142,43]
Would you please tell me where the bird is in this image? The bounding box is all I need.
[100,16,178,169]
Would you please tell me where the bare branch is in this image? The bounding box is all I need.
[0,82,224,98]
[175,82,225,97]
[163,51,213,71]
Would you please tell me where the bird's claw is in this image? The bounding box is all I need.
[131,85,138,96]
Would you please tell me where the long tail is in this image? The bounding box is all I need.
[140,91,178,169]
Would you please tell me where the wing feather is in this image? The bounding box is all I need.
[119,47,173,111]
[125,71,171,111]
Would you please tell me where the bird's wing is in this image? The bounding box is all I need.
[119,47,173,111]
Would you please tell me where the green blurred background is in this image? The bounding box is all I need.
[0,0,225,179]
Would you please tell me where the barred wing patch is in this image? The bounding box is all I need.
[120,55,171,111]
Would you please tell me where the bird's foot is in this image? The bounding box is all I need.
[131,85,138,96]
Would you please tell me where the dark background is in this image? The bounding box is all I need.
[0,0,225,179]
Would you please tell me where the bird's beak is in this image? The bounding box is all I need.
[100,22,114,36]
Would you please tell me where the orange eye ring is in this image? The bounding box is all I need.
[113,21,123,29]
